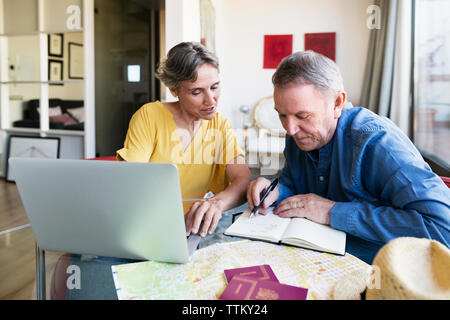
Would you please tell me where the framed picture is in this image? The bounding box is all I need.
[263,34,293,69]
[48,33,64,57]
[304,32,336,62]
[69,42,84,79]
[5,135,60,182]
[48,59,63,82]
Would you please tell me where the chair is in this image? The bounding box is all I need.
[35,156,117,300]
[243,96,286,175]
[13,98,85,131]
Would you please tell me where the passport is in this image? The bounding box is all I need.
[224,264,279,283]
[220,275,309,300]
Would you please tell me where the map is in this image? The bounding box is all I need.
[111,240,369,300]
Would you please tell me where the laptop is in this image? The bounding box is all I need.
[10,157,197,263]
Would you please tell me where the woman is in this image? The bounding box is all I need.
[117,42,251,237]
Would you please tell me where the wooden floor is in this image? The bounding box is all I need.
[0,179,62,300]
[0,227,36,299]
[0,180,30,231]
[0,178,34,300]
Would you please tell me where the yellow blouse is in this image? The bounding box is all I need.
[116,101,244,212]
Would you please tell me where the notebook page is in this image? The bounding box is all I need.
[225,208,290,242]
[281,218,346,254]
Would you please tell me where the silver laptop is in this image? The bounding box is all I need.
[10,157,194,263]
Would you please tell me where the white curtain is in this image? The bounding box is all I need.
[361,0,414,137]
[390,0,412,136]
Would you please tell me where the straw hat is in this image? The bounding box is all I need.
[332,267,373,300]
[333,237,450,300]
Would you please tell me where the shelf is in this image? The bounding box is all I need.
[0,0,95,159]
[46,129,85,137]
[4,127,85,137]
[0,29,84,37]
[1,80,84,85]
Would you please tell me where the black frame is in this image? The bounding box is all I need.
[5,135,61,183]
[48,33,64,58]
[68,42,84,79]
[48,59,63,82]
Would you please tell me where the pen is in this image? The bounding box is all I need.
[250,178,279,219]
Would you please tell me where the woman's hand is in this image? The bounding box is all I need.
[185,198,225,237]
[184,155,251,237]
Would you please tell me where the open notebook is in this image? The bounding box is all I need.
[224,208,346,255]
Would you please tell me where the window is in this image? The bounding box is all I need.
[414,0,450,169]
[127,65,141,83]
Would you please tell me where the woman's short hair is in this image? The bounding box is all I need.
[272,50,344,96]
[156,42,219,90]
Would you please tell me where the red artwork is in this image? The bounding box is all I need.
[263,34,293,69]
[304,32,336,61]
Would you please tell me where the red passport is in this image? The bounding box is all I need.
[220,276,308,300]
[224,265,279,283]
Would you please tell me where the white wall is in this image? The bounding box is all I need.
[165,0,201,50]
[8,32,84,101]
[164,0,201,101]
[212,0,373,128]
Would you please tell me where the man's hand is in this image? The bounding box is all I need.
[273,193,335,225]
[185,198,225,237]
[246,177,280,215]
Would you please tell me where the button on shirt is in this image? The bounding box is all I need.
[276,106,450,264]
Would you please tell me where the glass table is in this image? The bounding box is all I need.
[36,204,247,300]
[36,202,374,300]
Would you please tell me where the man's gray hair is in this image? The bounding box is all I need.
[156,41,219,90]
[272,50,345,96]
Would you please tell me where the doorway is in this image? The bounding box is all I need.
[94,0,162,157]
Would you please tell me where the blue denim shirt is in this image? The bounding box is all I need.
[276,106,450,264]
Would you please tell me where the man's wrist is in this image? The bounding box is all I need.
[329,202,354,232]
[326,201,336,225]
[274,183,292,206]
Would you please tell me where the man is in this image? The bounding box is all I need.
[247,51,450,264]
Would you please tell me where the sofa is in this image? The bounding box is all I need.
[13,99,84,131]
